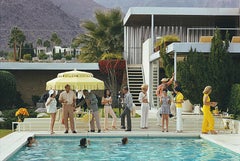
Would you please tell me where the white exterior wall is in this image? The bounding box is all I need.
[124,25,190,64]
[142,38,152,102]
[142,38,151,90]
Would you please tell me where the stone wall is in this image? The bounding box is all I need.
[9,70,105,105]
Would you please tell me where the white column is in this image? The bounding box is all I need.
[149,14,155,107]
[151,14,155,48]
[124,26,127,63]
[174,51,177,81]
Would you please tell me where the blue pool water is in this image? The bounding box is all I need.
[8,136,240,161]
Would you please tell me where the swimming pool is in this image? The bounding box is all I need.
[8,136,240,161]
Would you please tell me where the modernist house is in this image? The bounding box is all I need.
[36,46,81,56]
[123,7,240,107]
[54,46,81,55]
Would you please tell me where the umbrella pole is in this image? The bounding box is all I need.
[88,110,90,132]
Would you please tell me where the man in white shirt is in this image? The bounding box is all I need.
[59,84,77,133]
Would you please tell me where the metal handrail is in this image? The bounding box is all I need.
[125,63,130,91]
[187,27,240,42]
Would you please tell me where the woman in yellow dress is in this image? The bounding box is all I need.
[202,86,218,134]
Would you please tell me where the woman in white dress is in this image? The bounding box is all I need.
[138,84,149,129]
[45,90,57,134]
[101,89,117,131]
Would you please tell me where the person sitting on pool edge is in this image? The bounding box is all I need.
[79,138,90,148]
[122,137,128,145]
[26,136,37,147]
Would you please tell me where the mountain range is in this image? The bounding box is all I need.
[94,0,240,12]
[0,0,106,51]
[50,0,105,21]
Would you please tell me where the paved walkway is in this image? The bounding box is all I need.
[1,109,239,160]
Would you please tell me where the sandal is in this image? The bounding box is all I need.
[210,130,217,134]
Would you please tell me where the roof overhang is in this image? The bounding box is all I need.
[124,7,240,26]
[0,62,99,70]
[150,42,240,62]
[166,42,240,54]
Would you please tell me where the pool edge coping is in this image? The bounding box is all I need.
[1,131,239,160]
[200,134,240,154]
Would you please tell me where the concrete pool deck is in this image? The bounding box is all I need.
[0,131,239,160]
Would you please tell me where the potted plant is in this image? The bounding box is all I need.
[154,35,180,52]
[15,108,29,122]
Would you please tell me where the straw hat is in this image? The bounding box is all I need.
[161,78,169,82]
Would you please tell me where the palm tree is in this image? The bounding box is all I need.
[9,27,26,61]
[51,32,62,47]
[36,38,43,47]
[43,40,51,51]
[73,9,124,62]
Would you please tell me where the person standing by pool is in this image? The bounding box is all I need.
[160,89,171,132]
[138,84,149,129]
[171,81,182,118]
[121,86,133,131]
[156,73,174,97]
[83,90,101,133]
[59,84,77,134]
[156,74,174,126]
[102,89,117,131]
[174,86,184,133]
[202,86,218,134]
[45,90,57,134]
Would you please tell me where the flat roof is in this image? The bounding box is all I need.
[0,62,99,70]
[166,42,240,53]
[124,7,240,26]
[150,43,240,62]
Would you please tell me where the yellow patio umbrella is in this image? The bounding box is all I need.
[46,70,104,90]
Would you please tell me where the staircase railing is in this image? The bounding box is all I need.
[125,63,130,90]
[141,64,145,84]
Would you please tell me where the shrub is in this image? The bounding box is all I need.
[0,50,8,58]
[32,95,40,106]
[228,84,240,119]
[0,71,17,110]
[0,108,37,129]
[38,52,48,60]
[23,54,32,61]
[100,53,122,60]
[177,30,232,111]
[53,52,62,60]
[178,49,207,104]
[0,109,16,129]
[155,35,180,48]
[157,35,180,78]
[65,54,72,60]
[14,91,26,107]
[7,52,14,60]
